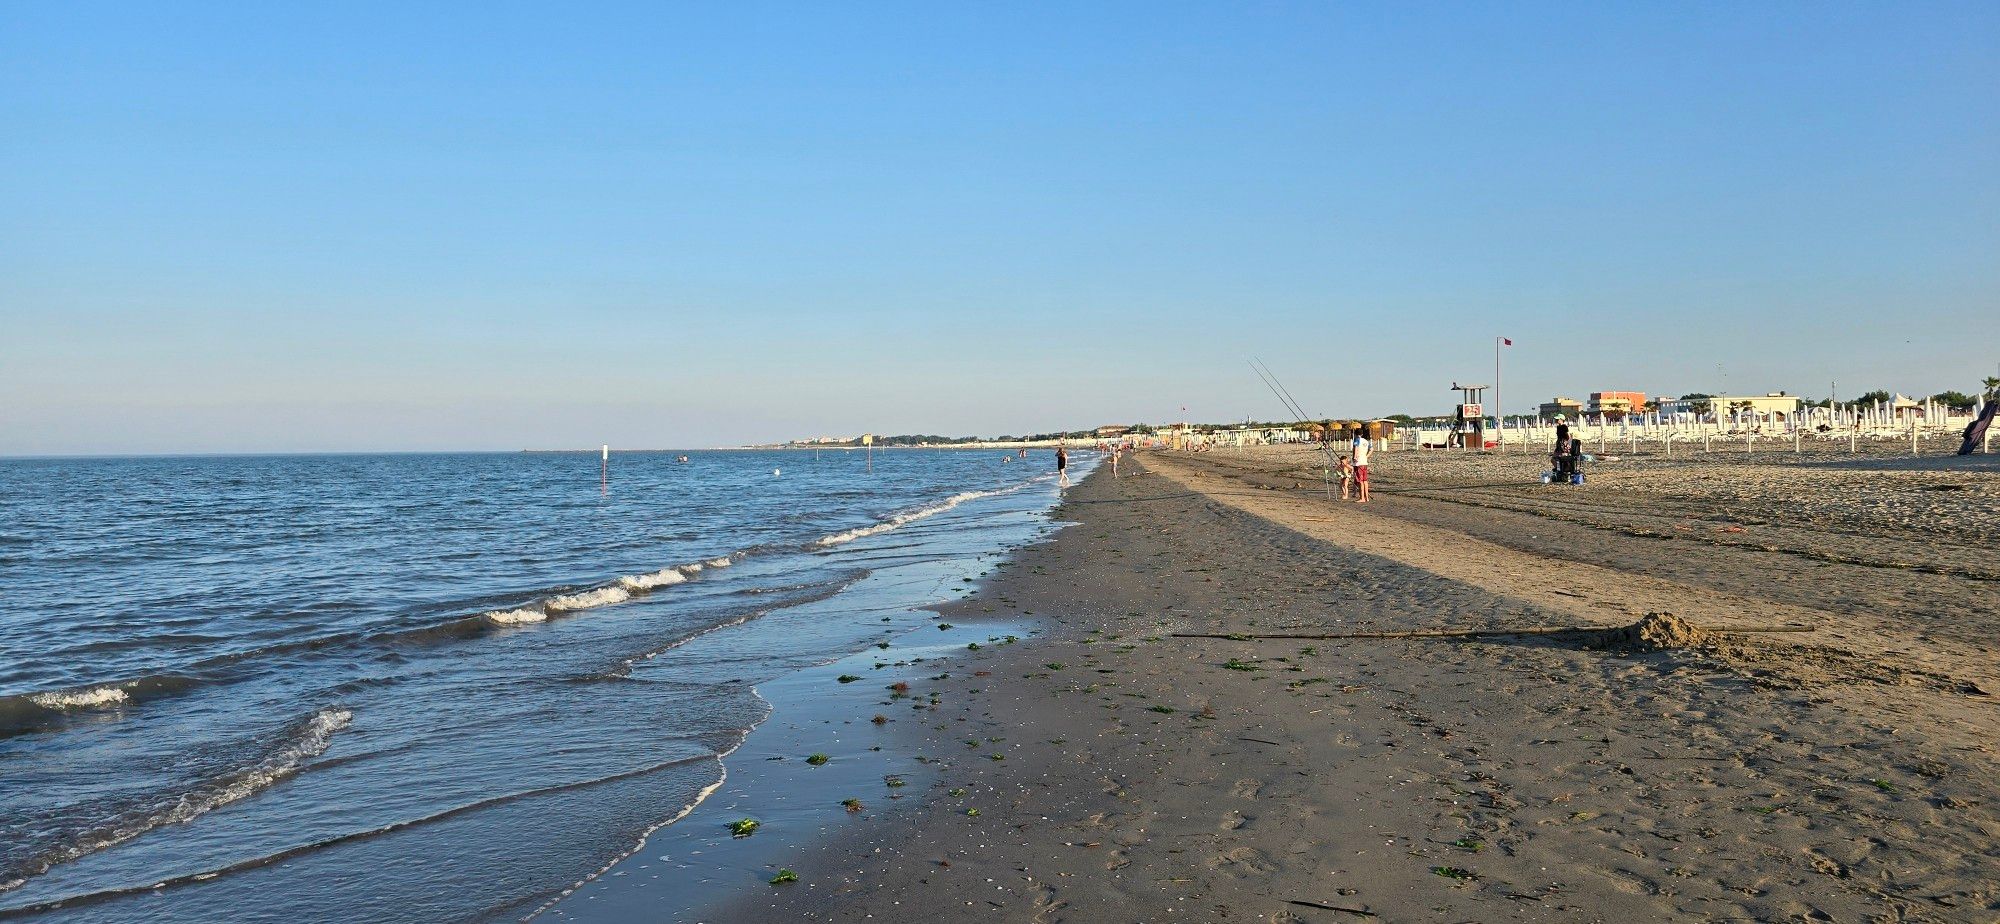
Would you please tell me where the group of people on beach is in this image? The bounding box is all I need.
[1335,434,1370,502]
[1551,423,1586,483]
[1047,440,1133,486]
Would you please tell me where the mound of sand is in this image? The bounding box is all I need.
[1586,612,1714,652]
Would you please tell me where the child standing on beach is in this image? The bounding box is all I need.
[1337,454,1354,500]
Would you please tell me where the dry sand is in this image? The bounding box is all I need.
[711,448,1999,923]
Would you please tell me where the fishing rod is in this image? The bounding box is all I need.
[1253,357,1313,425]
[1248,358,1342,500]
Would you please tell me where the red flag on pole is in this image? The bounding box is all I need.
[1502,337,1513,346]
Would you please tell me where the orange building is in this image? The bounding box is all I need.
[1587,391,1647,417]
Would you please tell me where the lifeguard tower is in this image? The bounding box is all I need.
[1449,383,1488,450]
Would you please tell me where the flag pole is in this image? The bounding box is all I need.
[1494,336,1503,449]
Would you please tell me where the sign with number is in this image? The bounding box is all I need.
[1460,404,1483,417]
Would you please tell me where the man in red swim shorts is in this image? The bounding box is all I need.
[1350,434,1371,502]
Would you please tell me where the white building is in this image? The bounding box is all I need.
[1715,393,1802,419]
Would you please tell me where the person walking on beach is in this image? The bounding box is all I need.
[1055,444,1070,487]
[1350,434,1371,503]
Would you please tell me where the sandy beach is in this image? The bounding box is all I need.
[703,447,1999,922]
[14,5,1999,921]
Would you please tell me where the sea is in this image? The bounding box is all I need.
[0,448,1085,921]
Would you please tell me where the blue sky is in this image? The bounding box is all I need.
[4,2,1996,453]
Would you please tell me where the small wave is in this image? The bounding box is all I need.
[1,674,202,738]
[815,482,1035,548]
[526,725,760,920]
[7,548,753,742]
[592,611,764,680]
[546,586,631,612]
[482,609,549,626]
[28,685,129,711]
[434,551,751,637]
[730,576,849,597]
[480,554,736,626]
[0,706,352,894]
[618,568,687,591]
[0,748,729,917]
[589,571,864,681]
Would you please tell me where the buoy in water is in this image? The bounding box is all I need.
[773,468,781,476]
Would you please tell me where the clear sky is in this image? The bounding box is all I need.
[4,2,1996,453]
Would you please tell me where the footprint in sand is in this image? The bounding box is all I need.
[1030,886,1068,923]
[1230,778,1264,799]
[1803,850,1850,879]
[1207,845,1277,876]
[1219,810,1253,830]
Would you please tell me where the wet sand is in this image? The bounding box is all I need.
[712,448,1999,922]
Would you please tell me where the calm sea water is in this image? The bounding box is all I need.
[0,449,1083,921]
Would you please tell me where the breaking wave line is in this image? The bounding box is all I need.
[814,478,1044,548]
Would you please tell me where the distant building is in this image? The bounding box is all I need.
[1539,397,1584,419]
[1713,393,1803,420]
[1095,425,1129,438]
[1587,391,1648,418]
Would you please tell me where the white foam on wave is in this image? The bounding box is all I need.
[547,586,631,612]
[482,553,745,628]
[30,685,130,710]
[2,706,353,893]
[815,483,1033,548]
[483,608,549,625]
[618,568,688,591]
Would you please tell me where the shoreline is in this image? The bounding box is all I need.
[542,469,1085,922]
[698,450,1999,922]
[542,613,1039,922]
